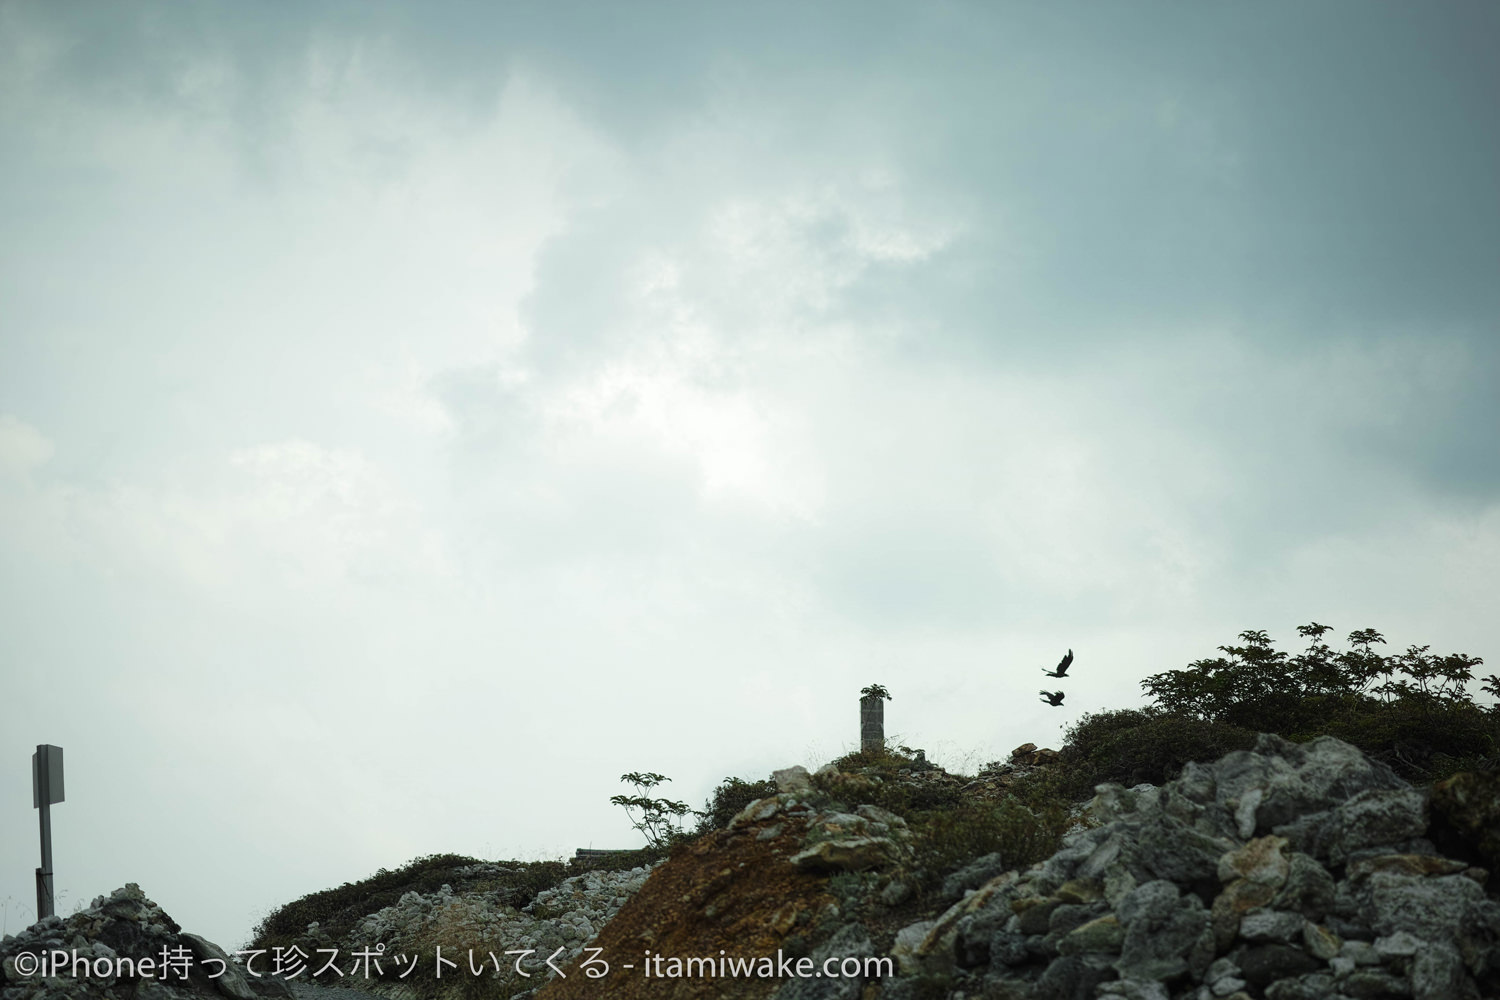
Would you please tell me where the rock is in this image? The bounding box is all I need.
[773,765,813,793]
[1271,852,1336,918]
[1346,853,1469,879]
[1263,973,1335,1000]
[890,920,939,975]
[854,803,909,834]
[0,885,263,1000]
[789,836,902,872]
[1301,921,1342,959]
[1238,908,1305,943]
[1341,969,1413,997]
[181,934,257,1000]
[773,922,874,1000]
[1211,878,1278,951]
[1362,871,1487,940]
[1409,942,1477,1000]
[1054,878,1104,905]
[1058,914,1123,955]
[941,852,1010,902]
[1033,952,1115,1000]
[1218,836,1290,886]
[1373,930,1425,959]
[1132,813,1237,885]
[1114,880,1209,981]
[1429,769,1500,873]
[1014,896,1066,936]
[1097,980,1170,1000]
[1234,943,1321,986]
[879,878,913,907]
[729,796,783,828]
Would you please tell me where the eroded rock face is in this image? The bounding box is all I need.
[885,735,1500,1000]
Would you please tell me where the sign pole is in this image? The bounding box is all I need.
[32,744,63,921]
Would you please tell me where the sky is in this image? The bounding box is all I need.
[2,0,1498,952]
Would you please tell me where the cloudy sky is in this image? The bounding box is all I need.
[3,0,1498,951]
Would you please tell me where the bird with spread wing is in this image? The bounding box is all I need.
[1042,649,1074,678]
[1039,690,1065,706]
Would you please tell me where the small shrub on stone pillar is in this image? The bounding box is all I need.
[860,684,891,753]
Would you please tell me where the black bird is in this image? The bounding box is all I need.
[1039,690,1065,707]
[1042,649,1074,678]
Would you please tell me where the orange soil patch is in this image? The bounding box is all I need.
[538,815,835,1000]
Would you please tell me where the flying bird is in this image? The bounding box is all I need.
[1042,649,1074,678]
[1039,690,1065,707]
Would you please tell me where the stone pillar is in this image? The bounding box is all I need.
[860,695,884,753]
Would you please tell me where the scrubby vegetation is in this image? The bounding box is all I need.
[1139,624,1497,781]
[248,850,659,955]
[248,622,1497,991]
[1005,624,1497,808]
[696,775,780,833]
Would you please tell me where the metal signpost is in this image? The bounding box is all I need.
[33,744,64,920]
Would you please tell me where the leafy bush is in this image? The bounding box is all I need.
[911,799,1065,889]
[250,854,570,952]
[1138,624,1497,781]
[1067,709,1259,787]
[696,775,780,833]
[611,772,692,849]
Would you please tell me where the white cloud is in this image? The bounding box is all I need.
[0,414,53,476]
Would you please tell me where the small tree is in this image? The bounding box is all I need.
[611,772,690,850]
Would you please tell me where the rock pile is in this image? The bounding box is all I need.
[343,864,655,981]
[1,866,657,1000]
[886,734,1500,999]
[0,883,279,1000]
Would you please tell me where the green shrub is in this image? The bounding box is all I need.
[1137,624,1497,783]
[1066,709,1259,787]
[697,776,780,832]
[250,854,571,952]
[911,799,1065,889]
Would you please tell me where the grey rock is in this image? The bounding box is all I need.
[879,878,913,907]
[1097,980,1170,1000]
[790,836,903,872]
[1234,943,1322,986]
[1238,908,1305,943]
[1373,931,1425,959]
[987,929,1031,971]
[1341,969,1413,997]
[1057,914,1123,956]
[1134,813,1236,885]
[772,922,873,1000]
[773,765,813,793]
[181,933,257,1000]
[1264,973,1335,1000]
[1205,957,1240,982]
[1016,898,1065,936]
[1114,880,1209,981]
[1364,872,1486,940]
[1033,952,1115,1000]
[1272,852,1337,918]
[1409,942,1477,1000]
[1301,920,1342,959]
[941,852,1010,902]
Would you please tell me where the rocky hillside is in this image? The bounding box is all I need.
[4,736,1499,1000]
